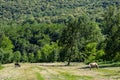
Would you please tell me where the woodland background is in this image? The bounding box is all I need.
[0,0,120,65]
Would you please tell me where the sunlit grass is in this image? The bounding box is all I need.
[0,65,4,70]
[1,62,120,80]
[36,72,44,80]
[36,66,46,70]
[59,71,93,80]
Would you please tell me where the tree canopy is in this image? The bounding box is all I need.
[0,1,120,64]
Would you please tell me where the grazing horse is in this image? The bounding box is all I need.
[14,62,21,67]
[89,62,98,70]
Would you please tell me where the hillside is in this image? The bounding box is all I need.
[0,0,120,66]
[1,0,120,24]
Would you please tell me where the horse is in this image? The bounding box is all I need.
[89,62,99,70]
[14,62,21,67]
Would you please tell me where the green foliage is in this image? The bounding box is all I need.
[59,19,78,65]
[37,34,50,47]
[102,6,120,61]
[21,51,28,62]
[0,49,4,63]
[85,48,105,63]
[96,50,105,61]
[41,44,53,62]
[0,1,119,64]
[0,49,13,64]
[75,15,104,63]
[28,53,35,63]
[0,34,14,52]
[85,43,97,63]
[35,50,42,62]
[1,0,119,25]
[77,16,104,48]
[86,43,97,52]
[85,42,105,63]
[0,23,65,63]
[59,15,105,65]
[48,42,60,62]
[113,52,120,61]
[41,42,59,62]
[13,51,21,62]
[2,52,13,64]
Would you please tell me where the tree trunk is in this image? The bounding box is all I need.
[67,54,71,66]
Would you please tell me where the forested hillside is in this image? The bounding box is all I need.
[1,0,120,24]
[0,0,120,65]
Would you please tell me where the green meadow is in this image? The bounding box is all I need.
[0,62,120,80]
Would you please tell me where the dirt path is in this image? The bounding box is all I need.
[0,63,120,80]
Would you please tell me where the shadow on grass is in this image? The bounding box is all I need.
[39,63,81,67]
[103,73,118,77]
[99,63,120,68]
[117,71,120,73]
[113,77,120,80]
[79,66,89,69]
[39,64,68,67]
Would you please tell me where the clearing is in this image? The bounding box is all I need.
[0,62,120,80]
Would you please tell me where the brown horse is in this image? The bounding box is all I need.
[89,62,99,70]
[14,62,21,67]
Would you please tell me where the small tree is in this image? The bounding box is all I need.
[13,51,21,62]
[59,15,104,65]
[35,50,41,62]
[59,17,78,65]
[28,53,35,63]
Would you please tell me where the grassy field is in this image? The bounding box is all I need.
[0,62,120,80]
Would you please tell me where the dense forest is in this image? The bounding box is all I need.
[0,0,120,65]
[1,0,120,24]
